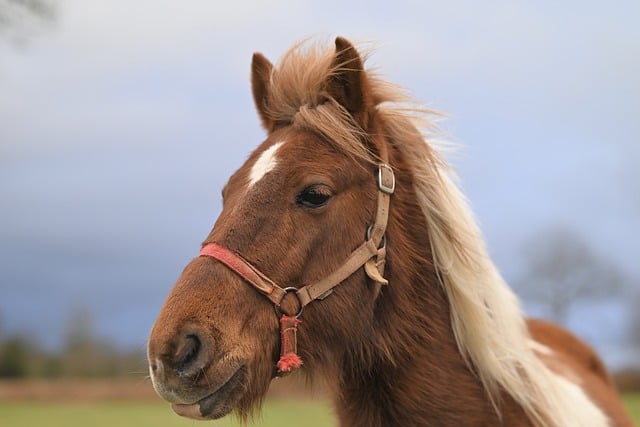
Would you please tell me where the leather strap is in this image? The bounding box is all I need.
[296,239,379,307]
[199,162,394,308]
[199,162,393,375]
[199,243,286,305]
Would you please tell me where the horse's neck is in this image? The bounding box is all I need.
[333,262,493,425]
[334,251,531,426]
[333,162,531,426]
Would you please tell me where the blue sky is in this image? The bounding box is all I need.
[1,0,638,367]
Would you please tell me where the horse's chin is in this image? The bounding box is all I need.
[170,366,247,420]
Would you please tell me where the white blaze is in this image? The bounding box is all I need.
[248,141,284,187]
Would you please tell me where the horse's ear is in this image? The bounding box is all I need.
[251,52,274,131]
[327,37,372,128]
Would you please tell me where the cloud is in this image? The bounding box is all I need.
[1,0,639,359]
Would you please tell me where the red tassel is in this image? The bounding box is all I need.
[277,315,303,374]
[277,352,303,372]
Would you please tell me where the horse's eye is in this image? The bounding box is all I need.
[296,185,332,208]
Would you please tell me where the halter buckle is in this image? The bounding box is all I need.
[378,164,395,195]
[366,225,387,249]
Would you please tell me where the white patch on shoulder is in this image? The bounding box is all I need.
[528,339,609,426]
[551,371,611,426]
[248,141,284,187]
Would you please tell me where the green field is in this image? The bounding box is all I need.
[0,399,337,427]
[2,395,639,426]
[623,393,640,425]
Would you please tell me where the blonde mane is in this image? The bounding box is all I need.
[263,40,591,427]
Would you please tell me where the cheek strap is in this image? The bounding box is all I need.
[199,163,394,375]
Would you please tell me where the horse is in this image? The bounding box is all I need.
[147,37,633,426]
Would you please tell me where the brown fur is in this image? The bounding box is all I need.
[528,319,634,426]
[147,37,633,426]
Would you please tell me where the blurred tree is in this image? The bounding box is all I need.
[63,306,94,350]
[630,292,640,350]
[60,306,109,377]
[0,335,31,377]
[0,0,56,45]
[515,226,624,323]
[0,307,147,378]
[58,306,147,377]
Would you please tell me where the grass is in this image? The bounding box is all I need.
[623,392,640,425]
[0,399,337,427]
[1,393,639,426]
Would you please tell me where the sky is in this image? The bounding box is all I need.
[1,0,638,367]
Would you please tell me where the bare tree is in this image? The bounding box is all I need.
[515,226,624,323]
[0,0,56,45]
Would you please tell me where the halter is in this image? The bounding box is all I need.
[199,163,395,375]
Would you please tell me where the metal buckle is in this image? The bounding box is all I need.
[366,225,387,249]
[378,164,395,195]
[274,287,305,318]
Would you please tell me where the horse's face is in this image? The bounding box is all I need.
[148,131,383,420]
[148,37,383,420]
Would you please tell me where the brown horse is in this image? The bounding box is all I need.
[147,37,633,426]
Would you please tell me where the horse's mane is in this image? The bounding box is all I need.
[263,39,579,427]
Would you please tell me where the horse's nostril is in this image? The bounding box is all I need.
[176,334,201,372]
